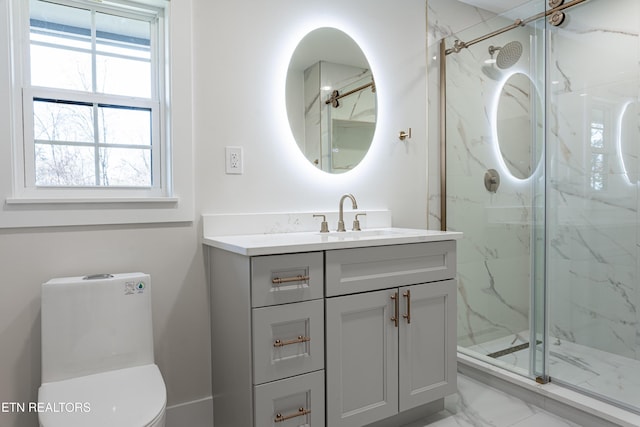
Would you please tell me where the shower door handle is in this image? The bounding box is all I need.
[402,290,411,324]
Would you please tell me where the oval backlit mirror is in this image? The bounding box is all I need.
[496,72,542,179]
[286,28,377,174]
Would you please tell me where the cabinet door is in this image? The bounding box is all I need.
[326,290,398,427]
[398,279,457,412]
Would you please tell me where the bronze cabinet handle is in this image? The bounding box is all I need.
[402,290,411,324]
[273,335,310,347]
[390,292,399,327]
[274,407,311,422]
[271,275,310,284]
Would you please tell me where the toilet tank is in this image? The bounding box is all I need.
[41,273,155,383]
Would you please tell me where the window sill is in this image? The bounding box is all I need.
[5,196,179,205]
[1,195,190,228]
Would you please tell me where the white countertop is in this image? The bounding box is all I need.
[203,228,463,256]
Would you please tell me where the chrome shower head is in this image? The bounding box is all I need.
[488,41,523,69]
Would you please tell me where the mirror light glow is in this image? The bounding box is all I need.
[490,69,544,185]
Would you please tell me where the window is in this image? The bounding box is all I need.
[2,0,193,228]
[589,106,607,191]
[19,0,167,197]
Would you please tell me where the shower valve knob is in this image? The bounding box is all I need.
[484,169,500,193]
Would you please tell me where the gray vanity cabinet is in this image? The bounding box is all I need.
[325,242,457,427]
[209,248,325,427]
[208,239,457,427]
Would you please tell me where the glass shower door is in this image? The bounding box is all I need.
[545,0,640,411]
[441,0,640,413]
[442,0,547,380]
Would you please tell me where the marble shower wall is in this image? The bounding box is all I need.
[428,0,640,362]
[426,0,526,229]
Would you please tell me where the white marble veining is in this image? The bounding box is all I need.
[203,227,462,256]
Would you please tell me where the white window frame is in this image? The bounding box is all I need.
[587,101,611,193]
[1,0,193,228]
[16,0,167,200]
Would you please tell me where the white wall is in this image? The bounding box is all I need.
[0,1,211,426]
[0,224,211,427]
[193,0,428,227]
[0,1,428,426]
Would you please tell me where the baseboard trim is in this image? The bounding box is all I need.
[166,396,213,427]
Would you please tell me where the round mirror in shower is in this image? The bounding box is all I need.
[285,28,377,174]
[496,72,543,179]
[621,102,639,183]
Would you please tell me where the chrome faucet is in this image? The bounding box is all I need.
[337,193,358,232]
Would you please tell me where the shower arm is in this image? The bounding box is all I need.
[444,0,588,56]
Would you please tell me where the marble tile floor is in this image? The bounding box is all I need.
[465,332,640,412]
[404,374,580,427]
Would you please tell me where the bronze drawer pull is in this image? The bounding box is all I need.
[271,274,310,284]
[273,335,311,347]
[274,407,311,422]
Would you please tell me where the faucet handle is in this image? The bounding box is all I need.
[313,214,329,233]
[352,213,367,231]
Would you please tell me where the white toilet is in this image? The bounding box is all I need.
[38,273,167,427]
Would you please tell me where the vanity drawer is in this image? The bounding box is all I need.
[325,241,456,297]
[252,299,324,385]
[251,252,323,307]
[254,370,325,427]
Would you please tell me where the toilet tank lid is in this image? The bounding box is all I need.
[43,272,147,286]
[38,364,166,427]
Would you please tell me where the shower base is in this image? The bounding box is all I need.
[460,334,640,427]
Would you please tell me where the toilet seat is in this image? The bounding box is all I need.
[38,364,166,427]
